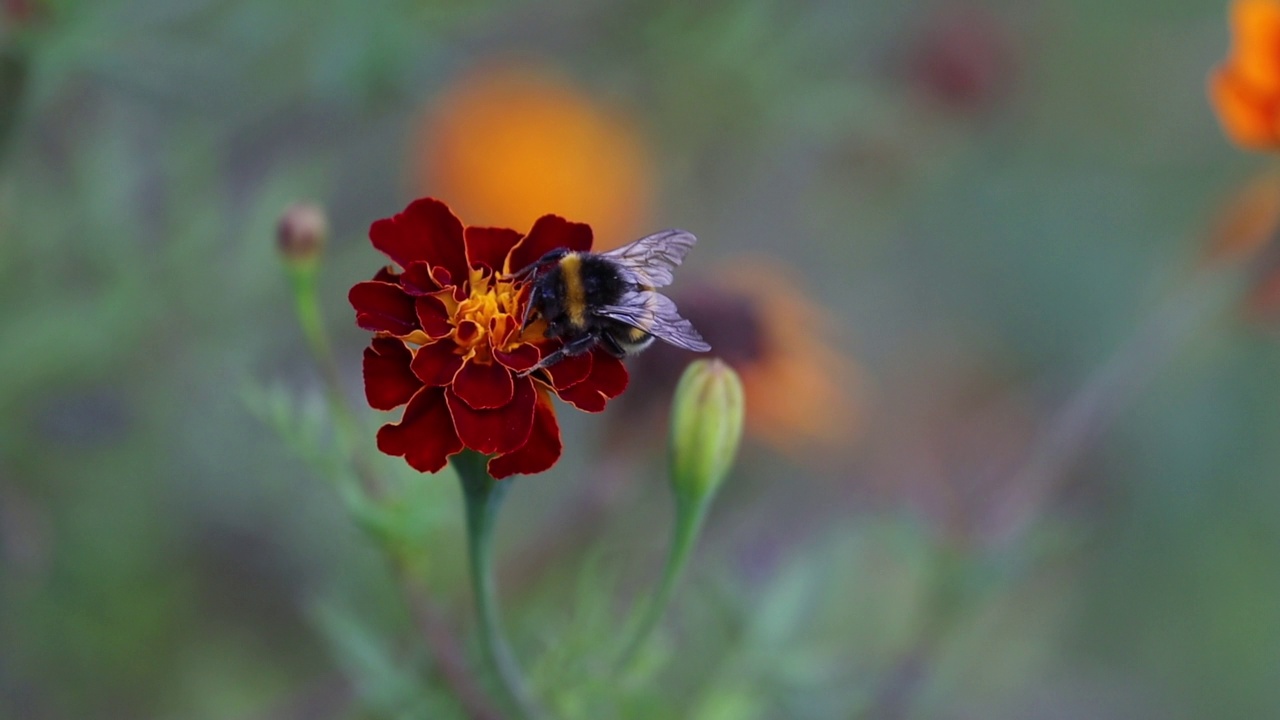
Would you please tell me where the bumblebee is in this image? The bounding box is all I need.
[514,229,711,374]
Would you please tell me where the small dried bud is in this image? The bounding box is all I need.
[668,359,745,505]
[276,202,327,264]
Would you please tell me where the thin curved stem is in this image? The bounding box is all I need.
[285,262,382,499]
[999,270,1230,547]
[285,265,501,719]
[618,493,708,671]
[860,270,1233,720]
[453,451,544,720]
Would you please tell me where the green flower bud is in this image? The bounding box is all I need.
[668,359,745,505]
[618,360,746,669]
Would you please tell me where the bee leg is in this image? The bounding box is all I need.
[521,285,543,330]
[599,332,628,357]
[517,333,599,377]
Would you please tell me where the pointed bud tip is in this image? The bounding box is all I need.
[276,202,328,264]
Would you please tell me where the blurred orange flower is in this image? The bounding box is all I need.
[718,261,863,454]
[1198,171,1280,323]
[1202,169,1280,264]
[413,63,654,249]
[1210,0,1280,149]
[622,258,864,458]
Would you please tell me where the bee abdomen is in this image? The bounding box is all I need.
[617,327,655,355]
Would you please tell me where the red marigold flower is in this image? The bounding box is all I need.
[349,198,629,478]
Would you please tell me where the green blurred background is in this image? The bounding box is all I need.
[4,1,1279,718]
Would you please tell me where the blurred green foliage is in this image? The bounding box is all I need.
[4,1,1280,719]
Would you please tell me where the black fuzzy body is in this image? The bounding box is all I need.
[525,251,654,358]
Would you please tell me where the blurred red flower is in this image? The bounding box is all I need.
[2,0,36,24]
[905,2,1015,115]
[349,198,628,478]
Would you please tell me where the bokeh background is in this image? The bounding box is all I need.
[4,1,1280,718]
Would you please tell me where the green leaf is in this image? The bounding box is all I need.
[310,601,447,719]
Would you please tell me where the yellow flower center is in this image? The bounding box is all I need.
[449,269,533,362]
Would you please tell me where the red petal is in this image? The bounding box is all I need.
[416,296,453,339]
[494,344,540,373]
[554,378,607,412]
[349,281,419,335]
[369,199,469,283]
[586,350,629,399]
[543,350,593,390]
[430,266,469,303]
[410,341,465,386]
[446,375,537,455]
[465,227,523,273]
[453,360,515,409]
[376,387,462,473]
[373,266,399,283]
[431,265,454,287]
[362,338,421,411]
[507,214,594,274]
[553,350,629,413]
[400,262,440,296]
[488,390,562,479]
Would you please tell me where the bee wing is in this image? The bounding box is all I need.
[598,290,711,353]
[599,229,697,288]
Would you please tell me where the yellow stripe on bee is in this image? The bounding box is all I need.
[560,253,586,326]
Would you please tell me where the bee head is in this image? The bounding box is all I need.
[515,248,571,330]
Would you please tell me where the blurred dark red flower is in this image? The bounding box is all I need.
[349,198,628,478]
[906,3,1016,115]
[2,0,36,24]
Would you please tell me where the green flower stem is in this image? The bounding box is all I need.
[619,359,743,671]
[281,244,509,712]
[861,270,1235,720]
[282,258,506,719]
[453,451,543,720]
[284,261,382,499]
[619,490,710,670]
[286,262,342,411]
